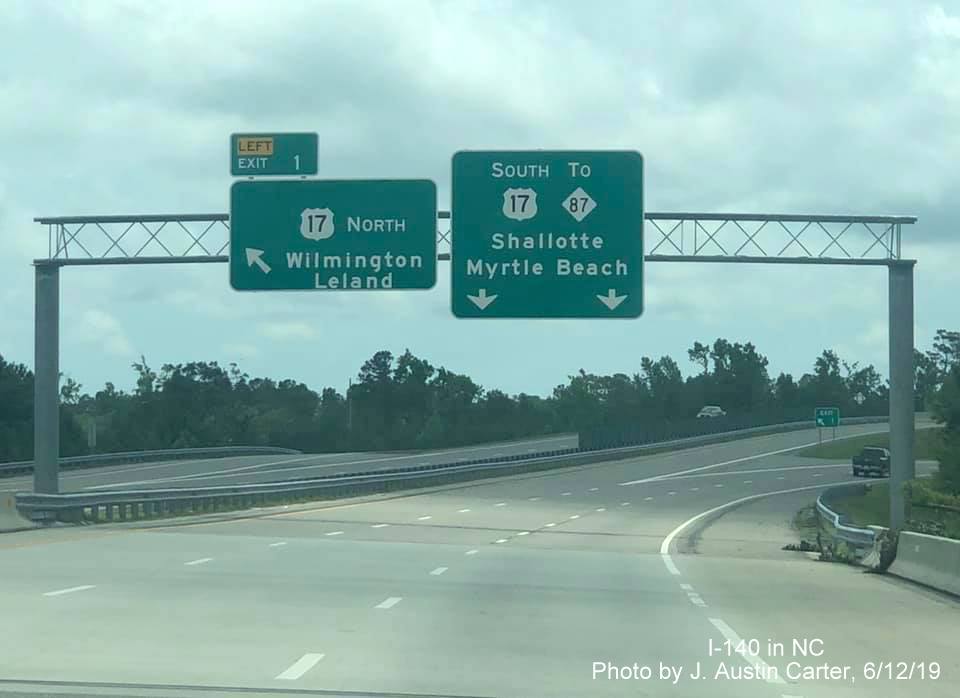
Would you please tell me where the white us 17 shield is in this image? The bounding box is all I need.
[300,207,335,241]
[502,187,538,221]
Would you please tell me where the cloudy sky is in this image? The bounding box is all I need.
[1,0,957,399]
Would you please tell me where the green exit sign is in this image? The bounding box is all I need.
[815,407,840,427]
[450,150,644,318]
[230,132,318,176]
[230,179,437,291]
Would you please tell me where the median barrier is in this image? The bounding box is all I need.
[889,531,960,596]
[14,416,893,527]
[0,445,302,478]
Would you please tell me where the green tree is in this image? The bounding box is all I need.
[687,341,710,375]
[932,364,960,494]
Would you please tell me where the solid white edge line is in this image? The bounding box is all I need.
[371,523,389,528]
[619,427,894,488]
[465,549,479,555]
[430,567,448,575]
[659,480,864,576]
[43,585,96,597]
[275,653,325,680]
[708,618,785,684]
[268,541,287,547]
[375,596,402,609]
[620,440,821,486]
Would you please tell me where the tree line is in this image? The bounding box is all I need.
[1,330,958,465]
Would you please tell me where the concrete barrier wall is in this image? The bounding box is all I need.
[889,531,960,596]
[0,491,36,532]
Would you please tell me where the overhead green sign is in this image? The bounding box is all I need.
[230,132,318,176]
[815,407,840,427]
[230,179,437,291]
[450,150,643,318]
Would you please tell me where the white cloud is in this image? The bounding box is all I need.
[0,1,957,397]
[73,309,134,357]
[257,321,319,341]
[221,342,260,360]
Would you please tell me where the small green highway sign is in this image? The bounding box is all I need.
[230,179,437,291]
[815,407,840,427]
[230,133,318,176]
[450,150,643,318]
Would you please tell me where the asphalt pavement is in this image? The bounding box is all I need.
[0,421,956,698]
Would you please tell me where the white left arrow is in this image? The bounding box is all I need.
[245,248,271,274]
[597,289,626,310]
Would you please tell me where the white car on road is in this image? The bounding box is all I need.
[696,405,726,418]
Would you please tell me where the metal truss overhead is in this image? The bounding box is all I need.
[34,211,914,266]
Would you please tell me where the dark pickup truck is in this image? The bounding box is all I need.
[852,447,890,477]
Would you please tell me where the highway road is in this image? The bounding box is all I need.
[0,422,956,698]
[0,432,580,493]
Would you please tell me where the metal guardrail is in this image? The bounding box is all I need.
[816,484,878,553]
[15,416,891,525]
[0,446,301,478]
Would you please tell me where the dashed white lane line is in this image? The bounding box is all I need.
[644,496,654,501]
[495,538,508,544]
[561,492,572,496]
[743,480,753,484]
[458,508,471,513]
[325,531,344,536]
[43,585,95,597]
[596,507,606,512]
[708,618,785,684]
[494,502,506,507]
[417,515,432,521]
[621,502,630,506]
[679,583,694,591]
[812,473,822,477]
[688,593,707,608]
[184,558,213,566]
[528,497,541,501]
[375,596,403,609]
[714,483,724,488]
[668,491,677,496]
[777,476,785,480]
[430,567,448,576]
[275,653,325,680]
[544,522,557,527]
[516,531,530,536]
[569,514,580,520]
[589,487,599,492]
[371,523,389,528]
[690,487,699,491]
[465,549,479,555]
[268,541,288,547]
